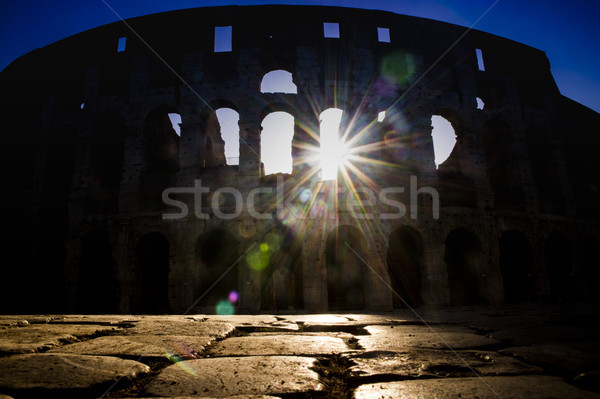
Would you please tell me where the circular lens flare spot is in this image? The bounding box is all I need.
[228,290,238,303]
[216,299,235,315]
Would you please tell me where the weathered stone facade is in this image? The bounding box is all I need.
[1,5,599,314]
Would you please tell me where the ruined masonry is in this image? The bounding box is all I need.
[1,5,599,314]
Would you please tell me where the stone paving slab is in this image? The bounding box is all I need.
[144,356,321,397]
[353,375,600,398]
[0,324,123,353]
[207,334,350,357]
[350,349,542,378]
[358,325,501,351]
[125,319,235,338]
[501,343,600,373]
[488,326,599,346]
[49,334,214,359]
[0,353,149,391]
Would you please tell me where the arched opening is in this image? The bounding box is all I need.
[320,108,345,181]
[87,114,126,214]
[30,234,67,313]
[261,111,294,175]
[326,225,367,310]
[483,120,524,209]
[387,226,424,308]
[141,106,180,210]
[444,228,483,306]
[195,229,239,312]
[135,232,170,314]
[581,237,600,302]
[499,230,534,303]
[544,232,574,302]
[77,231,120,313]
[260,227,304,311]
[431,115,456,169]
[260,70,297,94]
[215,108,240,166]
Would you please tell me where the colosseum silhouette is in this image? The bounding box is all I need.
[1,5,599,314]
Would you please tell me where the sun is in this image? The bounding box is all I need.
[320,108,351,181]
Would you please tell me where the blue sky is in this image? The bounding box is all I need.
[1,0,599,112]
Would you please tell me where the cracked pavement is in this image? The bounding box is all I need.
[0,303,599,398]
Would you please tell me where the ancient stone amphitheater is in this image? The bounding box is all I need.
[1,5,598,314]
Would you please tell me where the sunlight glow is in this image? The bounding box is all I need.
[261,112,294,175]
[431,115,457,168]
[320,108,347,181]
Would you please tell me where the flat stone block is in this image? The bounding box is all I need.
[351,349,542,378]
[49,335,214,359]
[353,376,600,398]
[0,353,149,391]
[0,324,123,353]
[501,343,600,373]
[126,319,234,339]
[358,325,501,351]
[207,334,349,356]
[144,356,321,397]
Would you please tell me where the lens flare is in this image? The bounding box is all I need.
[216,299,235,315]
[228,290,238,303]
[165,350,198,376]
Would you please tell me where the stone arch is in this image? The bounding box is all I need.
[326,225,368,310]
[259,226,304,311]
[260,70,297,94]
[499,230,534,303]
[77,231,120,313]
[482,120,524,209]
[387,226,424,308]
[134,232,170,314]
[544,231,575,301]
[261,111,295,175]
[444,228,483,306]
[195,229,239,310]
[87,113,126,214]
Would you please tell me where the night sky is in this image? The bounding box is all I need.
[1,0,599,112]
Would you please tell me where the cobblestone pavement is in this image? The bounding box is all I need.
[0,303,599,398]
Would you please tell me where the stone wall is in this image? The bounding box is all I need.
[0,5,599,314]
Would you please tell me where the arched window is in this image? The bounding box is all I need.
[260,70,297,94]
[320,108,345,180]
[261,111,294,175]
[431,115,456,168]
[215,108,240,165]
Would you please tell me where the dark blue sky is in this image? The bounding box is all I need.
[1,0,599,112]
